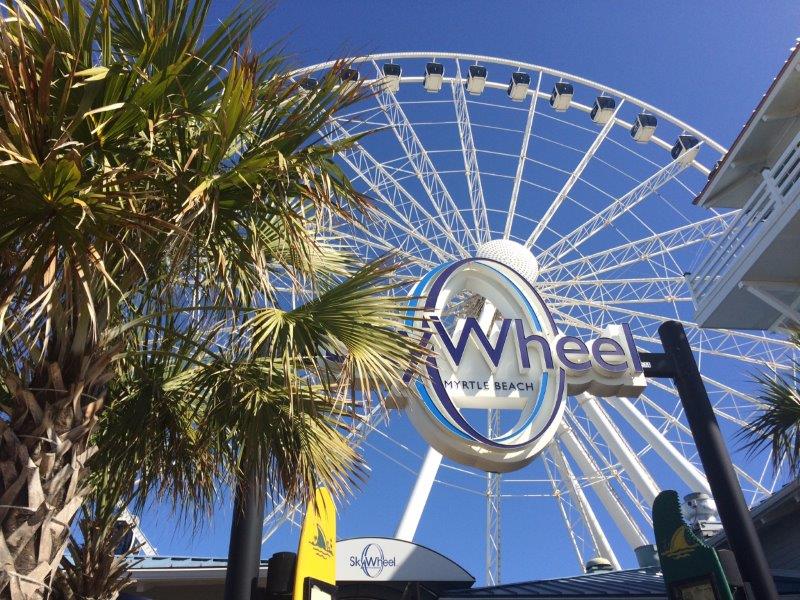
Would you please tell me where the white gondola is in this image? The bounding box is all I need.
[466,65,487,95]
[671,135,700,162]
[630,113,657,143]
[424,62,444,93]
[549,82,573,112]
[339,68,359,94]
[590,95,616,124]
[382,63,402,93]
[507,71,530,102]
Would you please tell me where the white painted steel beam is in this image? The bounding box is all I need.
[606,396,711,496]
[525,100,625,248]
[540,215,733,283]
[557,422,648,549]
[548,443,621,569]
[576,394,661,506]
[505,71,543,240]
[371,61,480,250]
[453,59,490,244]
[326,118,466,260]
[543,455,586,570]
[537,152,697,268]
[396,446,443,541]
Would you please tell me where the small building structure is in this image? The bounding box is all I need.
[689,41,800,330]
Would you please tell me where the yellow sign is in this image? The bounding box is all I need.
[293,487,336,600]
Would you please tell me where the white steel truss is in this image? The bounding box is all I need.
[539,214,734,283]
[557,421,649,549]
[576,394,661,506]
[505,71,544,239]
[606,396,711,495]
[486,408,502,586]
[526,100,625,248]
[372,62,480,250]
[537,151,698,268]
[453,59,491,244]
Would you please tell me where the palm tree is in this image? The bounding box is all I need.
[742,333,800,478]
[0,1,420,598]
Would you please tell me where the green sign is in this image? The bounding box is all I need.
[652,490,733,600]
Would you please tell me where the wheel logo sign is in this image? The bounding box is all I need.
[406,257,645,473]
[360,543,386,578]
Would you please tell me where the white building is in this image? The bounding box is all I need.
[688,42,800,331]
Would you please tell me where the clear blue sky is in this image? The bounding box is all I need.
[138,0,800,586]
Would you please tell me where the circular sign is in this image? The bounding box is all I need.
[406,258,567,472]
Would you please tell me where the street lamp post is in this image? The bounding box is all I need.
[641,320,778,600]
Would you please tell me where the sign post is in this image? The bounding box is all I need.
[642,320,778,600]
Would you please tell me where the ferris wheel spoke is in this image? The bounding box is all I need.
[525,99,625,249]
[546,442,621,570]
[606,396,711,495]
[453,59,491,244]
[370,61,480,250]
[540,277,689,306]
[539,214,734,283]
[341,224,436,269]
[537,151,696,269]
[327,118,468,260]
[505,71,544,240]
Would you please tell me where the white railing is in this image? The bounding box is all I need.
[689,129,800,302]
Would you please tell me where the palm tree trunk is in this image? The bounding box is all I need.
[1,360,103,599]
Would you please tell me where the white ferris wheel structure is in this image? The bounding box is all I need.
[142,53,800,585]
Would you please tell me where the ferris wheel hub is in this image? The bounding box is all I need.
[476,239,539,284]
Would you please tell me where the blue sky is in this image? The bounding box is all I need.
[138,0,800,586]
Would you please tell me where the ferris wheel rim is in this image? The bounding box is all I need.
[291,51,726,155]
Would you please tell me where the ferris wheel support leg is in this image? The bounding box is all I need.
[606,396,711,496]
[557,422,649,550]
[576,393,661,506]
[395,446,443,542]
[547,442,621,570]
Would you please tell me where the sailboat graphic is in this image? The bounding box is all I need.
[662,525,697,560]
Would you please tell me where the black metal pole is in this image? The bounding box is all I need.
[658,320,778,600]
[224,466,266,600]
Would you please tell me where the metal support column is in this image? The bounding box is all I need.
[650,320,778,600]
[486,409,501,586]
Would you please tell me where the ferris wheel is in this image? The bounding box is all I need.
[259,52,798,585]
